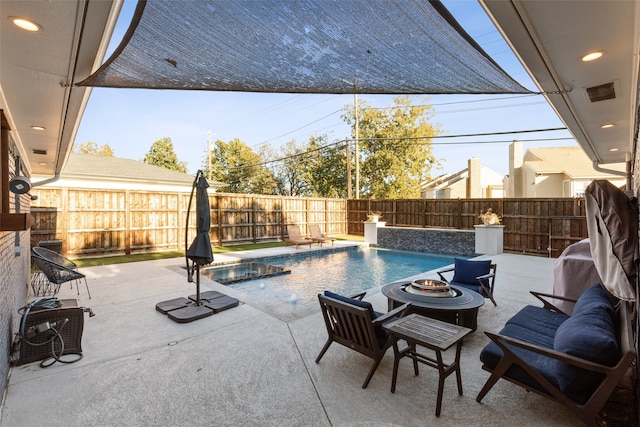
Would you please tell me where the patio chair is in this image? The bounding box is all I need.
[29,270,61,297]
[437,258,497,306]
[315,290,411,388]
[32,246,91,299]
[285,225,313,249]
[308,224,335,247]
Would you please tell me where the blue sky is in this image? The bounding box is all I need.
[74,0,575,176]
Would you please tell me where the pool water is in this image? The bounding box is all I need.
[200,247,458,321]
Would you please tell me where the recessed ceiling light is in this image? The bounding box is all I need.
[10,16,41,32]
[600,123,615,129]
[31,125,46,131]
[38,162,47,166]
[609,148,620,152]
[581,51,604,62]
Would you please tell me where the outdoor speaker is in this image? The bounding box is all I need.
[9,176,32,194]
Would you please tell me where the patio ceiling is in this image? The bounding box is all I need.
[0,0,121,176]
[480,0,640,169]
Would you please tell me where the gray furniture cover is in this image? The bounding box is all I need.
[585,180,639,301]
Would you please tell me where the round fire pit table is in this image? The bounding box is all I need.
[382,281,485,331]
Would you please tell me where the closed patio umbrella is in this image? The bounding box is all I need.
[156,170,238,322]
[186,170,213,305]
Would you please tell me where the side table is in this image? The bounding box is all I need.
[383,313,472,417]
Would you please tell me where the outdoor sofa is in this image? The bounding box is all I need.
[476,284,635,426]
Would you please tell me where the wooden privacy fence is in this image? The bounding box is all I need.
[30,187,587,258]
[348,198,588,257]
[30,188,346,257]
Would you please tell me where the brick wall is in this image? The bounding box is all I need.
[0,229,30,387]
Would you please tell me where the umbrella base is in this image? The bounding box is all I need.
[155,297,192,314]
[189,291,240,313]
[167,304,214,323]
[156,292,239,323]
[189,290,225,302]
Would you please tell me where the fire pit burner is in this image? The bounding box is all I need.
[404,279,456,298]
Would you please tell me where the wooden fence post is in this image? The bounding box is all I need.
[125,189,131,255]
[61,187,68,256]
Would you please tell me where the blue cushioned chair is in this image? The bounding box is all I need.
[437,258,497,306]
[316,291,411,388]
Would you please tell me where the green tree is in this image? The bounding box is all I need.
[305,135,348,198]
[209,138,277,194]
[144,137,188,173]
[343,96,440,198]
[73,141,115,156]
[270,140,313,196]
[266,135,348,198]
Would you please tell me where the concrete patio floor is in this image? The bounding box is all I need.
[1,242,588,426]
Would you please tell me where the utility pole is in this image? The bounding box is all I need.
[342,77,359,198]
[353,82,360,199]
[345,138,351,199]
[206,130,212,180]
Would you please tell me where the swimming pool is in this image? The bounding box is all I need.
[200,247,459,321]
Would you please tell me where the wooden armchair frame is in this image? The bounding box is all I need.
[316,291,411,388]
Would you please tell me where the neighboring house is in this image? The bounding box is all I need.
[421,158,504,199]
[505,141,626,198]
[32,153,226,192]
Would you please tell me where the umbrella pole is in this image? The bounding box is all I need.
[196,264,201,305]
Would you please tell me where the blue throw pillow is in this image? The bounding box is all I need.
[452,258,491,285]
[572,284,615,318]
[554,305,619,404]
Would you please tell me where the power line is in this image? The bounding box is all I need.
[259,108,343,144]
[370,93,541,110]
[253,94,549,147]
[225,127,571,171]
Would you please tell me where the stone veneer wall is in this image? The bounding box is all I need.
[0,230,30,389]
[376,226,475,257]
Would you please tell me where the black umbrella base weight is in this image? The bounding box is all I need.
[167,304,214,323]
[155,293,239,323]
[188,291,240,313]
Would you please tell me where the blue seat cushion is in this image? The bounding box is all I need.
[449,280,481,294]
[506,305,569,339]
[480,323,558,394]
[324,290,374,315]
[554,301,619,404]
[452,258,491,286]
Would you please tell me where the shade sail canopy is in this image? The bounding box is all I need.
[79,0,530,94]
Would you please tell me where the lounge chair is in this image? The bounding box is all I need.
[285,225,312,249]
[316,291,411,388]
[308,224,335,247]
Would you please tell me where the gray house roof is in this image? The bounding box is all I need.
[63,153,226,188]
